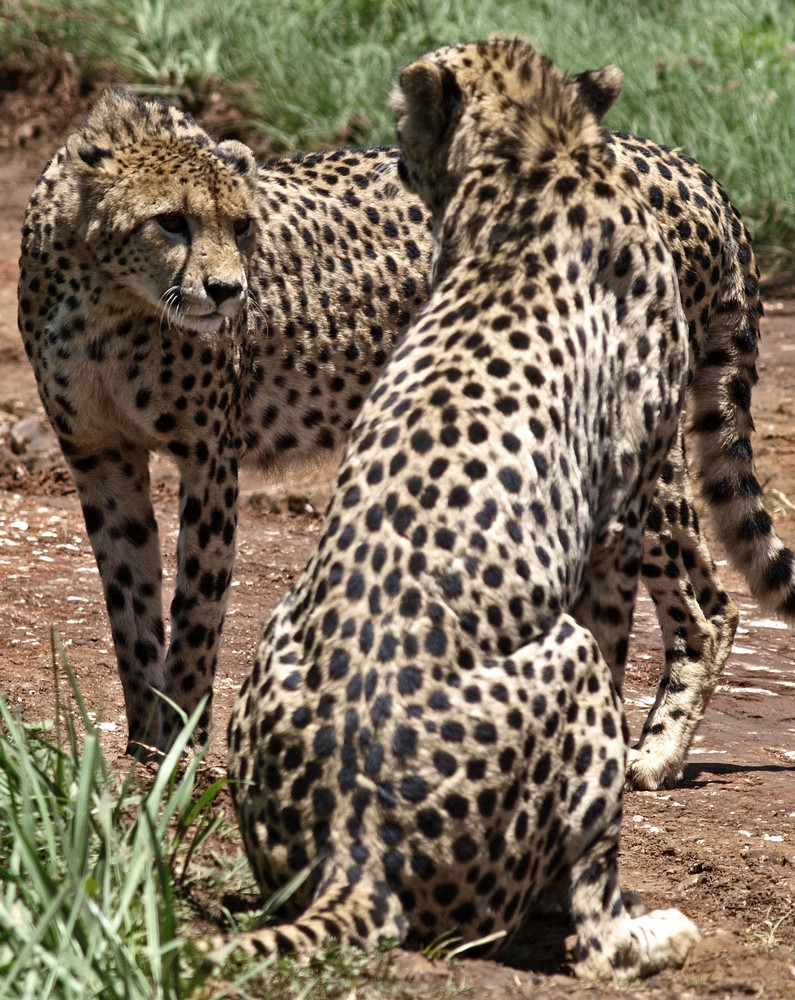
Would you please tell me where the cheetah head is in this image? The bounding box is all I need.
[391,36,623,219]
[64,128,259,334]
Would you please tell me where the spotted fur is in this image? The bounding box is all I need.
[223,39,701,978]
[18,73,788,787]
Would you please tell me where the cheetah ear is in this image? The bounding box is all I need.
[214,138,257,179]
[64,133,123,240]
[391,60,462,162]
[574,64,624,122]
[65,133,118,174]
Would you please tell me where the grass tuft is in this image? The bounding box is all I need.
[0,632,219,999]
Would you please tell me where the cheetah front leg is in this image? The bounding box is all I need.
[629,444,739,790]
[569,829,701,980]
[66,439,166,751]
[159,431,240,747]
[491,612,700,980]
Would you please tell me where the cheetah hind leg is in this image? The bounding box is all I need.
[629,448,739,790]
[569,829,700,980]
[205,871,406,966]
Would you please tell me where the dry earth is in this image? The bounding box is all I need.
[1,67,795,998]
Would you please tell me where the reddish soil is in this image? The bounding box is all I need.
[2,69,795,998]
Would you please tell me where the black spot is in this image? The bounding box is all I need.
[499,467,522,493]
[401,775,428,803]
[441,720,465,743]
[433,750,457,776]
[453,836,478,863]
[424,627,447,657]
[313,726,337,757]
[398,665,423,693]
[477,788,496,818]
[411,429,434,454]
[417,808,444,838]
[433,883,458,906]
[393,725,418,757]
[448,485,471,508]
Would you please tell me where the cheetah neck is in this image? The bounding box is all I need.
[433,136,611,284]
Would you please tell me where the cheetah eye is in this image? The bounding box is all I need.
[156,212,189,236]
[233,216,253,239]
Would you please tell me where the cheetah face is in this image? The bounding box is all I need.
[65,133,259,334]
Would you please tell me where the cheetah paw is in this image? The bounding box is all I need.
[625,907,701,977]
[626,746,683,791]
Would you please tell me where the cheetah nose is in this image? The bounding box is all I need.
[205,278,244,304]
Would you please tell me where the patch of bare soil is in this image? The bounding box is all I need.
[1,69,795,999]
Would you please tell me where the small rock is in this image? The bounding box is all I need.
[10,418,54,455]
[677,872,704,891]
[389,950,448,980]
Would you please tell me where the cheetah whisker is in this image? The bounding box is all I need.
[158,285,182,333]
[245,289,267,327]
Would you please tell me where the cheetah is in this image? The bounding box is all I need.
[222,38,701,979]
[17,76,791,787]
[17,89,431,753]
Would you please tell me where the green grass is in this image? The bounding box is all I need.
[2,0,793,271]
[0,635,222,999]
[0,635,467,1000]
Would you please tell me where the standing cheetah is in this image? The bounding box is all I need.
[223,38,700,978]
[17,73,790,786]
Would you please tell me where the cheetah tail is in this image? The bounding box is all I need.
[689,213,795,620]
[206,878,406,964]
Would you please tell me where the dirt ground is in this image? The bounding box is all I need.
[1,67,795,999]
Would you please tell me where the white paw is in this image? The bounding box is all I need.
[626,746,682,791]
[625,907,701,977]
[574,906,700,981]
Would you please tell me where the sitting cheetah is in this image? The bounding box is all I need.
[17,75,791,787]
[224,38,700,978]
